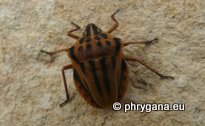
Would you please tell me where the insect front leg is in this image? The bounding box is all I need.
[125,57,174,79]
[60,64,73,107]
[67,22,81,39]
[123,38,158,47]
[107,9,120,33]
[40,48,69,62]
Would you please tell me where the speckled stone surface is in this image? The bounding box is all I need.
[0,0,205,126]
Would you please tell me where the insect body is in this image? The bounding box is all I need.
[41,10,173,108]
[69,24,128,108]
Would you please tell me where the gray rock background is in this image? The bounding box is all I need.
[0,0,205,126]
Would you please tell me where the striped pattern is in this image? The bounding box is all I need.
[73,56,122,107]
[73,69,100,108]
[73,69,91,96]
[74,56,128,108]
[84,57,116,95]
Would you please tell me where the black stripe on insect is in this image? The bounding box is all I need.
[100,57,111,95]
[89,60,103,95]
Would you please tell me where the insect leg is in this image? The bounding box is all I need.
[125,57,174,79]
[123,38,158,47]
[40,48,69,56]
[67,22,81,39]
[107,9,120,33]
[60,64,73,107]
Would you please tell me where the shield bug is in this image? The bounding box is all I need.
[41,9,173,108]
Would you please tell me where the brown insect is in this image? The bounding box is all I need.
[41,9,173,108]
